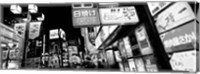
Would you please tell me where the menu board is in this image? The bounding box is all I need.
[99,6,139,25]
[169,50,196,72]
[155,2,196,33]
[72,8,100,27]
[160,21,196,53]
[135,26,153,55]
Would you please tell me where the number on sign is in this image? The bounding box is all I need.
[74,11,81,17]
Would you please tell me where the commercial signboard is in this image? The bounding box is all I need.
[49,29,59,39]
[135,26,153,55]
[160,21,196,53]
[123,37,133,58]
[169,50,196,72]
[147,2,171,16]
[106,50,115,65]
[114,51,122,62]
[155,2,196,33]
[72,8,100,27]
[99,6,139,25]
[29,22,42,39]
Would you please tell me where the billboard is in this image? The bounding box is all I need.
[99,6,139,25]
[155,2,196,33]
[72,8,100,27]
[160,21,196,53]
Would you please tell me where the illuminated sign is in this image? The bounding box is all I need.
[156,2,196,33]
[72,8,100,27]
[99,6,139,25]
[49,29,59,39]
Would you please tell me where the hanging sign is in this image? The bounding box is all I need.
[147,2,171,16]
[160,21,196,53]
[99,6,139,25]
[72,8,100,27]
[169,50,196,72]
[155,2,196,33]
[29,22,42,39]
[14,23,26,38]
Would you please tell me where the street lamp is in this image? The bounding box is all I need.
[10,4,45,68]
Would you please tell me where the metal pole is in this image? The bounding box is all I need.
[21,12,31,68]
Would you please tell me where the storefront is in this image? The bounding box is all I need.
[0,23,24,69]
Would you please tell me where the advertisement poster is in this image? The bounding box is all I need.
[169,50,196,72]
[99,6,139,25]
[147,2,171,16]
[135,26,153,55]
[160,21,196,53]
[72,8,100,27]
[155,2,196,33]
[29,22,42,39]
[14,23,27,38]
[49,29,59,39]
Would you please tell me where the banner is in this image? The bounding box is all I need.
[72,8,100,27]
[155,2,196,33]
[99,6,139,25]
[147,2,171,16]
[29,22,42,39]
[160,21,196,53]
[14,23,26,38]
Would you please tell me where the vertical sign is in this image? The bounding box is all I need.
[14,23,27,38]
[72,8,100,27]
[155,2,196,33]
[135,26,153,55]
[29,22,42,39]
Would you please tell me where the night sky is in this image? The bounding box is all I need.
[2,4,82,40]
